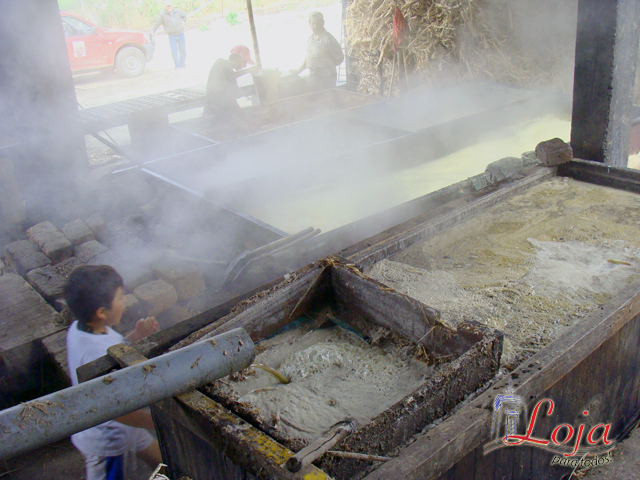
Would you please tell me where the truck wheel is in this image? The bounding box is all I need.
[115,47,146,77]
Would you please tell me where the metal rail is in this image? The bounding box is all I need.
[0,328,254,460]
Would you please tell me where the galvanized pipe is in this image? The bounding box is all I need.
[0,328,254,460]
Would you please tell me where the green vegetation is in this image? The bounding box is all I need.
[225,11,241,25]
[58,0,336,30]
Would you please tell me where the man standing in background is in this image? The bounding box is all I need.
[152,2,187,69]
[291,11,344,92]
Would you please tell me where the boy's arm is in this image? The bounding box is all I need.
[116,409,155,430]
[125,317,159,343]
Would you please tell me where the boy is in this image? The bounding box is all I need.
[65,265,162,480]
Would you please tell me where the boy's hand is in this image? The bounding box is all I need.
[126,317,159,342]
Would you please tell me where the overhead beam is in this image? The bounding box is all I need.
[571,0,640,167]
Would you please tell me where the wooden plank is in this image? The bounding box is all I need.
[171,265,329,348]
[571,0,640,166]
[0,274,62,351]
[331,266,467,357]
[559,158,640,193]
[363,275,640,480]
[154,390,331,480]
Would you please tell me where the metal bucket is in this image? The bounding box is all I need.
[252,69,281,105]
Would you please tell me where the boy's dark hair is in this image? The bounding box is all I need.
[64,265,124,325]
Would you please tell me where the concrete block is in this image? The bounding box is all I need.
[157,304,191,330]
[27,221,73,264]
[4,240,51,277]
[62,219,95,246]
[74,240,108,264]
[535,138,573,166]
[133,280,177,317]
[85,213,106,240]
[154,263,206,301]
[26,265,66,303]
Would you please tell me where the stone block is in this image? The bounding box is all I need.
[62,219,95,246]
[27,221,73,264]
[157,304,191,330]
[4,240,51,277]
[74,240,108,264]
[521,151,540,168]
[133,280,177,317]
[534,138,573,166]
[154,263,206,301]
[486,157,523,182]
[26,265,66,303]
[85,213,107,240]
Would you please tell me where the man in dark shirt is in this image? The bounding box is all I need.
[292,11,344,92]
[152,2,187,68]
[204,45,260,122]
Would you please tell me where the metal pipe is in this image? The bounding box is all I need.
[0,328,254,460]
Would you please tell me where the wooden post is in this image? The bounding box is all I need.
[245,0,262,69]
[571,0,640,167]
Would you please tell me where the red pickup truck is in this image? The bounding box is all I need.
[61,12,155,77]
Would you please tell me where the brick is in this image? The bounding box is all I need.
[62,219,95,246]
[85,213,106,240]
[26,265,66,303]
[154,263,206,301]
[133,280,177,317]
[4,240,51,277]
[534,138,573,166]
[74,240,108,263]
[27,222,73,264]
[157,304,191,330]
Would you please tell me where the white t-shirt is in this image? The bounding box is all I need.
[66,321,142,457]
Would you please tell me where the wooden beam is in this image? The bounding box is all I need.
[571,0,640,167]
[246,0,262,69]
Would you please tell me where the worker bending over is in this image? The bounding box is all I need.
[204,45,260,126]
[292,11,344,92]
[65,265,161,480]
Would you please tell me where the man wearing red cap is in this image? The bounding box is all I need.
[204,45,260,120]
